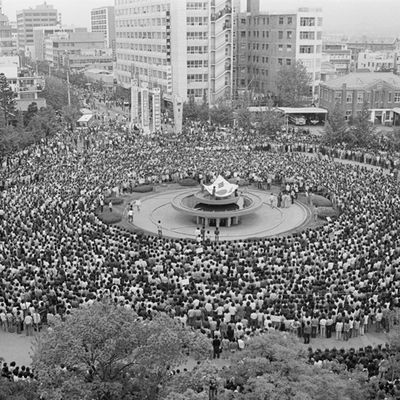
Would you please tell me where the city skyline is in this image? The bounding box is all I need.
[1,0,400,37]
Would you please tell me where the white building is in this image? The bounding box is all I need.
[17,3,59,54]
[91,6,116,58]
[114,0,233,106]
[33,25,87,61]
[357,50,400,73]
[0,56,46,110]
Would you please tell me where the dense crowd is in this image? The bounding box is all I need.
[0,113,400,395]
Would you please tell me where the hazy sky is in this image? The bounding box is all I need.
[2,0,400,37]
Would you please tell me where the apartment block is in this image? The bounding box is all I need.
[17,3,59,54]
[91,6,116,58]
[114,0,233,106]
[33,26,87,61]
[45,31,113,71]
[234,3,323,101]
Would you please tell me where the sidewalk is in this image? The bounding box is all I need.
[0,331,34,366]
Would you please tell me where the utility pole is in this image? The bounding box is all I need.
[67,69,71,107]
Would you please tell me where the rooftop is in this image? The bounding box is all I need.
[320,72,400,90]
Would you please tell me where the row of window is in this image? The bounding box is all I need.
[116,18,168,28]
[322,90,400,104]
[117,53,168,66]
[187,60,208,68]
[116,63,168,80]
[117,42,167,53]
[187,2,208,10]
[240,16,293,25]
[116,31,167,39]
[115,3,169,15]
[187,46,208,54]
[186,17,208,26]
[240,55,292,66]
[187,74,208,83]
[187,88,207,98]
[187,31,208,40]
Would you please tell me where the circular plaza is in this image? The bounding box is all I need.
[119,186,311,241]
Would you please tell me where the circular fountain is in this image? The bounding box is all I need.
[172,175,263,227]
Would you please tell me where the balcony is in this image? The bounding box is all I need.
[211,5,232,21]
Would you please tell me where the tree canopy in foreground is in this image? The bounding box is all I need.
[32,301,209,400]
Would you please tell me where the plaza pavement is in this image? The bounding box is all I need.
[116,186,312,241]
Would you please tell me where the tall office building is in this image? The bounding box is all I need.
[0,1,14,56]
[17,2,59,54]
[114,0,233,106]
[234,1,323,100]
[91,6,116,59]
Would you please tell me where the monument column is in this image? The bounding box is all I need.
[141,82,150,134]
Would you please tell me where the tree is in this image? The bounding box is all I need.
[42,76,78,110]
[61,105,81,132]
[209,104,234,126]
[0,377,39,400]
[32,301,209,400]
[235,107,253,130]
[164,332,369,400]
[276,61,311,107]
[183,100,209,123]
[23,102,39,127]
[350,100,377,147]
[255,100,284,138]
[26,106,62,143]
[0,73,16,126]
[322,102,353,146]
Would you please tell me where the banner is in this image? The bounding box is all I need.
[141,82,150,134]
[152,88,161,132]
[130,78,139,125]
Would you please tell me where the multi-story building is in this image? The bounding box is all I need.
[33,25,87,61]
[0,14,14,56]
[319,72,400,125]
[16,3,59,54]
[322,42,352,75]
[347,37,400,66]
[45,31,113,72]
[234,2,323,101]
[114,0,233,106]
[357,50,400,73]
[91,6,116,59]
[0,55,46,110]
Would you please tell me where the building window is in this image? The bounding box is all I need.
[300,17,315,26]
[287,17,293,24]
[287,44,292,51]
[299,45,314,53]
[346,92,353,103]
[388,92,392,102]
[278,58,283,65]
[286,59,291,65]
[394,92,400,103]
[335,91,342,102]
[240,31,246,37]
[278,44,283,51]
[345,110,352,120]
[357,92,364,103]
[300,31,315,40]
[278,31,283,39]
[287,31,292,39]
[279,16,284,24]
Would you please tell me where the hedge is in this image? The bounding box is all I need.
[311,195,332,208]
[132,185,153,193]
[105,197,124,206]
[179,178,198,187]
[98,211,122,225]
[316,207,339,218]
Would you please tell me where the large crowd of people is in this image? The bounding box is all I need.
[0,101,400,395]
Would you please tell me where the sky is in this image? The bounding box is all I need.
[2,0,400,37]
